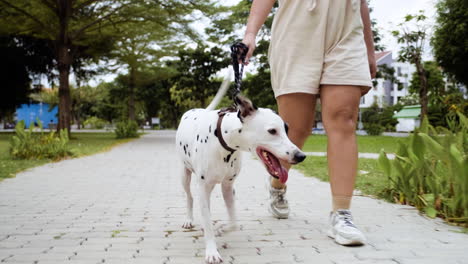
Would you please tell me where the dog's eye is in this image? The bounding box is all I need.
[268,129,277,135]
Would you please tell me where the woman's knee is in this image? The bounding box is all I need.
[323,107,358,134]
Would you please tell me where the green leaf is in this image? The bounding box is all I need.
[378,150,392,176]
[425,207,437,218]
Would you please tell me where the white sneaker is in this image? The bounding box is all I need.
[269,186,289,219]
[328,209,366,246]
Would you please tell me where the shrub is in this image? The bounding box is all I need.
[83,116,108,129]
[379,112,468,226]
[10,121,72,160]
[363,123,385,136]
[115,120,139,139]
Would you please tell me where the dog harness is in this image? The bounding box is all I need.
[214,108,237,153]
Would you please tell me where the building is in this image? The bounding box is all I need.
[393,105,421,132]
[15,103,58,129]
[360,51,414,109]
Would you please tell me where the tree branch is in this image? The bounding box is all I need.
[39,0,57,13]
[72,0,100,12]
[0,0,53,34]
[71,4,128,40]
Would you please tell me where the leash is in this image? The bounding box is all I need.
[230,42,249,100]
[213,42,249,154]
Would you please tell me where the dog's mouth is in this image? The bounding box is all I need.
[256,147,288,184]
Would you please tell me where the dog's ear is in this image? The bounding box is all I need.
[234,94,257,119]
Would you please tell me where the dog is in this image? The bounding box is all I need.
[175,77,306,263]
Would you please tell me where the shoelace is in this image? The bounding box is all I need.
[338,211,356,227]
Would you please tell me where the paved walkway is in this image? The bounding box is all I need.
[0,132,466,264]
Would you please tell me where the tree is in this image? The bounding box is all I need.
[0,35,54,118]
[110,1,214,121]
[409,61,445,106]
[392,12,429,120]
[169,46,230,111]
[0,0,159,133]
[432,0,468,86]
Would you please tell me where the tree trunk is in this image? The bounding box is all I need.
[128,66,136,121]
[56,0,72,136]
[57,44,72,134]
[415,59,428,121]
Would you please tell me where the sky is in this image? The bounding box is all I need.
[88,0,438,86]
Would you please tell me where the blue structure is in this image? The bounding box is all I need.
[16,103,58,129]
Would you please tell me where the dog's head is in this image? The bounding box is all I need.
[232,95,306,183]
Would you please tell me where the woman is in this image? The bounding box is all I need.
[242,0,376,246]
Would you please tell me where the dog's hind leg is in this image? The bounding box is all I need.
[181,167,194,229]
[222,181,237,229]
[199,182,223,263]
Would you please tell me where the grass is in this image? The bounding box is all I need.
[296,156,389,198]
[302,134,407,153]
[0,132,136,180]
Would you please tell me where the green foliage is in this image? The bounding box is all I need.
[115,120,139,139]
[409,61,445,102]
[432,0,468,86]
[363,123,385,136]
[10,121,71,160]
[83,117,108,129]
[379,113,468,226]
[361,103,401,134]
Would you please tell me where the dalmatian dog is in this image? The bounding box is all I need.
[175,77,306,264]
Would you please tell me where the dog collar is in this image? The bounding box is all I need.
[215,109,237,153]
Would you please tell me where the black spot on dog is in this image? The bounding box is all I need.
[209,125,211,133]
[235,146,239,149]
[197,135,199,140]
[188,152,191,157]
[194,117,197,120]
[230,178,233,181]
[248,148,251,152]
[195,148,197,152]
[233,174,236,177]
[224,130,228,134]
[238,129,242,133]
[183,145,186,152]
[180,142,182,146]
[224,153,232,163]
[205,139,207,143]
[201,175,204,180]
[286,151,290,155]
[230,161,233,167]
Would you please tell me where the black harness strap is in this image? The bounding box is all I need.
[214,108,237,153]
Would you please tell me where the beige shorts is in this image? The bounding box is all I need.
[268,0,372,97]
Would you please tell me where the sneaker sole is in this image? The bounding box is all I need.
[268,206,289,219]
[327,229,365,246]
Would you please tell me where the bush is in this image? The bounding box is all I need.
[115,120,139,139]
[362,103,401,135]
[10,121,72,160]
[379,112,468,226]
[363,123,385,136]
[83,116,108,129]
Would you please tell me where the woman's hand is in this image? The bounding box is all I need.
[368,51,377,78]
[242,32,256,65]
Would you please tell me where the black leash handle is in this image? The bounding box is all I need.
[230,42,249,99]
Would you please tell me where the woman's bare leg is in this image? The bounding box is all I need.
[320,85,362,211]
[272,93,317,189]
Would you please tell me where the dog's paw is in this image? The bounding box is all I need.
[182,220,194,229]
[205,249,223,264]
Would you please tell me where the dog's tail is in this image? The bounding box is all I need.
[206,70,232,111]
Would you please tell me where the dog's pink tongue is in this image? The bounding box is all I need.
[279,167,288,184]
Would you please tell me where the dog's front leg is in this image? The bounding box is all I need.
[199,182,222,264]
[222,182,237,229]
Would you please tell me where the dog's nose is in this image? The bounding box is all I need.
[293,151,306,163]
